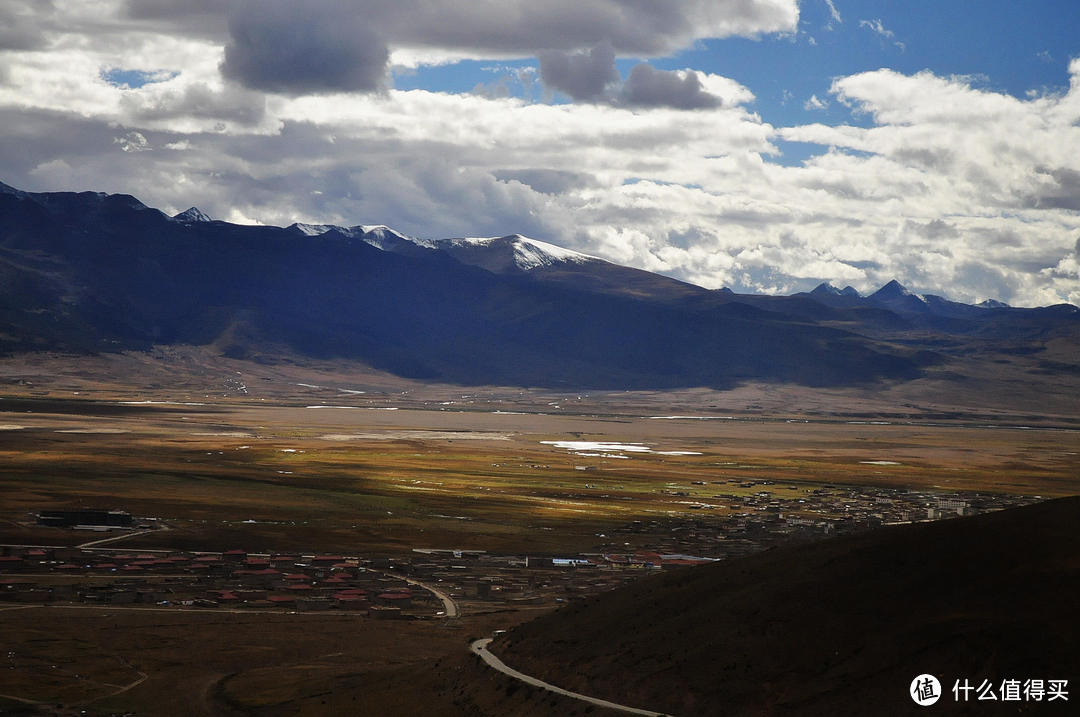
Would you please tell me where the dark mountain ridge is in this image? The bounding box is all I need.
[0,181,1075,389]
[498,497,1080,716]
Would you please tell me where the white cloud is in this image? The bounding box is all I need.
[0,1,1076,308]
[859,17,905,51]
[804,94,828,111]
[859,18,893,38]
[823,0,842,25]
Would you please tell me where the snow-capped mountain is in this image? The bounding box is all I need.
[282,221,599,273]
[0,181,1076,390]
[173,207,213,223]
[436,234,598,273]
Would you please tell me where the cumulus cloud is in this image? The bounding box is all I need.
[0,1,53,51]
[538,44,619,101]
[114,130,151,152]
[126,0,798,65]
[537,45,726,110]
[120,81,268,130]
[621,64,723,110]
[221,1,389,94]
[0,1,1078,307]
[804,94,828,111]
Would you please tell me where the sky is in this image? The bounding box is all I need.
[1,1,1079,306]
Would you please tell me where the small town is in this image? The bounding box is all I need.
[1,483,1040,618]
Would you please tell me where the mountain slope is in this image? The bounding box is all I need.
[498,498,1080,716]
[1,181,1073,390]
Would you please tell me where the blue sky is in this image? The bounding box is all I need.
[399,1,1079,128]
[390,1,1080,169]
[2,0,1079,305]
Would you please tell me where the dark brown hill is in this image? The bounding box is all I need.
[498,498,1080,716]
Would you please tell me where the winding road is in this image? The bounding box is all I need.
[470,637,670,716]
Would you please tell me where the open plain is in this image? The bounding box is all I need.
[0,351,1078,715]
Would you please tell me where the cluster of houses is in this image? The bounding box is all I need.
[0,540,734,617]
[612,480,1040,560]
[0,547,433,618]
[1,486,1039,617]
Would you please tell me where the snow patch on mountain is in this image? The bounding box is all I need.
[446,234,598,271]
[173,207,212,223]
[290,222,340,236]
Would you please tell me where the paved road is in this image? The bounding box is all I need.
[76,529,156,549]
[470,638,670,716]
[397,574,459,618]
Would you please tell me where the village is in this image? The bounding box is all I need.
[0,481,1039,618]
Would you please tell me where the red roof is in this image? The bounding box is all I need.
[0,556,23,563]
[286,584,313,591]
[235,568,280,576]
[283,573,309,581]
[377,592,411,600]
[55,563,80,570]
[194,556,221,563]
[267,595,295,603]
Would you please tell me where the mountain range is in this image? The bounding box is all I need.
[1,181,1077,390]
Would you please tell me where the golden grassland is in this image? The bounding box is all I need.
[1,395,1077,555]
[0,356,1077,715]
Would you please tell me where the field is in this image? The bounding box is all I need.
[0,350,1077,714]
[2,393,1078,556]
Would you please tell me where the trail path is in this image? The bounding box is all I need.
[470,637,670,716]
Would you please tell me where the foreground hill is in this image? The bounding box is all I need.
[497,498,1080,716]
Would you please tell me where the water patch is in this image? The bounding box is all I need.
[120,400,207,406]
[305,405,398,410]
[320,430,510,441]
[649,415,735,420]
[56,428,130,434]
[541,440,701,456]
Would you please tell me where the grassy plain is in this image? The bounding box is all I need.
[1,394,1078,555]
[0,349,1077,715]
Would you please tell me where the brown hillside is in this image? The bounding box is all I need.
[498,498,1080,716]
